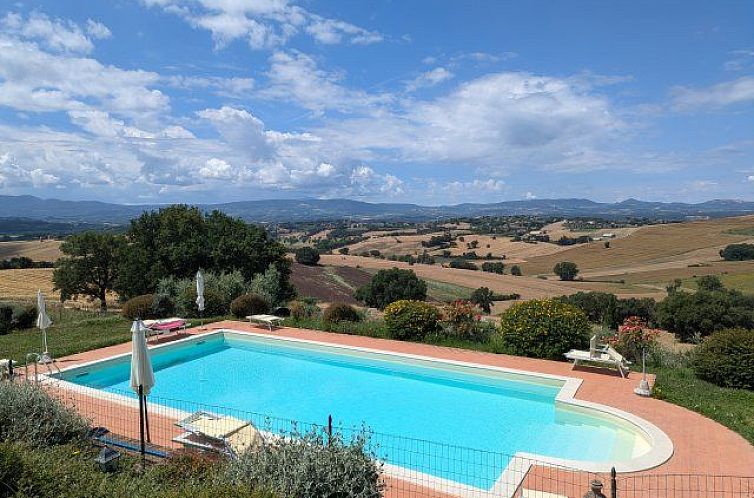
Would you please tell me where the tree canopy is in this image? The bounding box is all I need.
[114,205,292,300]
[53,231,125,311]
[354,268,427,309]
[553,261,579,281]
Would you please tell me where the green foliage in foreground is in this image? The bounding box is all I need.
[0,383,88,447]
[227,429,383,498]
[3,442,278,498]
[653,366,754,445]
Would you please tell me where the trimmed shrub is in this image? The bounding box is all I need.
[0,443,22,498]
[0,305,12,335]
[354,268,427,309]
[384,300,441,341]
[230,294,269,318]
[295,246,320,266]
[12,303,37,330]
[151,293,176,318]
[226,428,383,498]
[0,382,88,447]
[122,294,157,320]
[323,303,361,323]
[289,300,320,320]
[692,328,754,389]
[496,299,590,360]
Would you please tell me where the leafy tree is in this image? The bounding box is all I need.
[697,275,724,292]
[354,268,427,309]
[553,261,579,281]
[338,247,349,255]
[557,291,656,329]
[510,265,522,276]
[294,246,320,265]
[720,243,754,261]
[470,287,495,313]
[481,261,505,274]
[53,232,125,311]
[656,288,754,342]
[115,205,291,300]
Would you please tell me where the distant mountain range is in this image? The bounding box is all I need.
[2,195,754,224]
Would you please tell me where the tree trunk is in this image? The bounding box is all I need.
[99,289,108,312]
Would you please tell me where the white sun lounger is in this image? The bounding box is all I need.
[173,411,263,457]
[564,337,631,378]
[246,314,284,331]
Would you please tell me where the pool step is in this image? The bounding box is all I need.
[521,490,570,498]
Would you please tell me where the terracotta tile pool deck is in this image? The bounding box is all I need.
[45,320,754,496]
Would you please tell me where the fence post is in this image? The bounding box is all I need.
[611,467,617,498]
[327,414,332,445]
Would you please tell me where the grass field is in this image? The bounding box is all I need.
[653,367,754,445]
[681,271,754,294]
[0,308,131,364]
[0,240,62,261]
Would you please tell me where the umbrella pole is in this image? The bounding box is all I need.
[144,395,151,443]
[138,385,146,466]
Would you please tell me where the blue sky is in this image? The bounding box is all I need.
[0,0,753,205]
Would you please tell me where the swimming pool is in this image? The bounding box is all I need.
[54,330,672,491]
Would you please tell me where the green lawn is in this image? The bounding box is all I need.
[0,308,227,365]
[653,366,754,445]
[0,308,131,364]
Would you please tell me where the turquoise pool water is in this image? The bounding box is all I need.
[59,332,646,488]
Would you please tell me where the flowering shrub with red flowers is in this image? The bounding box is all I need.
[442,300,489,341]
[610,316,659,363]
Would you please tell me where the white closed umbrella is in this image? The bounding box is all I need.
[130,319,155,460]
[196,270,205,325]
[36,290,53,364]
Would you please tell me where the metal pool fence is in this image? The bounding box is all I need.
[34,380,754,498]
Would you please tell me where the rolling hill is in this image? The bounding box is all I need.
[4,195,754,224]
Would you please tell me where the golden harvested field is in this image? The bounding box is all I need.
[0,268,118,308]
[345,232,573,262]
[522,215,754,278]
[538,221,642,241]
[446,235,569,261]
[345,233,441,257]
[0,240,62,261]
[0,268,58,300]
